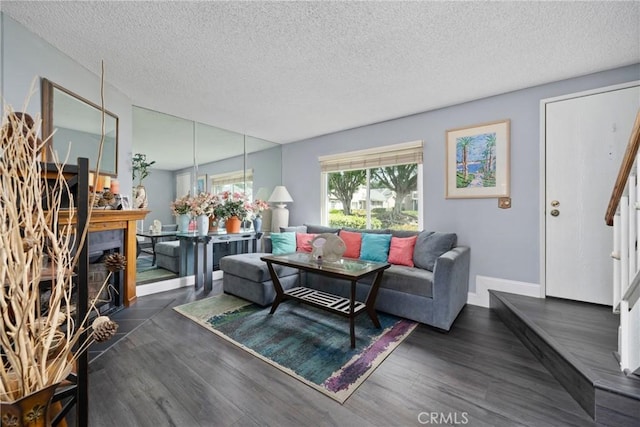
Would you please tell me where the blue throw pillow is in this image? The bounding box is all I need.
[270,232,297,255]
[360,233,392,263]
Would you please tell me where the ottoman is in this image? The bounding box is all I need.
[155,240,180,273]
[220,253,302,306]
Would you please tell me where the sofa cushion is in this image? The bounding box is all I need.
[349,264,434,298]
[391,230,420,238]
[413,231,457,271]
[271,232,296,255]
[220,253,299,282]
[162,224,178,232]
[383,265,434,298]
[339,230,362,258]
[296,232,317,253]
[280,225,307,233]
[155,240,180,257]
[388,235,418,267]
[342,227,391,235]
[304,224,340,234]
[360,233,392,263]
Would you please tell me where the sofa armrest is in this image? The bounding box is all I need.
[262,235,273,253]
[431,246,470,330]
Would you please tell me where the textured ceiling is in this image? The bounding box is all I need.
[2,1,639,167]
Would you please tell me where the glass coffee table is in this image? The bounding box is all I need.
[261,252,390,348]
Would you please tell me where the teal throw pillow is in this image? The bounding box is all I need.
[270,232,297,255]
[360,233,392,263]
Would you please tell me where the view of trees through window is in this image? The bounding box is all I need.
[326,164,420,230]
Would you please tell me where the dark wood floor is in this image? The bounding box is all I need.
[83,284,595,426]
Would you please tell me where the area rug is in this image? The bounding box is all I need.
[173,294,417,403]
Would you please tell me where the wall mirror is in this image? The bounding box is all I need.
[132,106,282,201]
[41,78,119,176]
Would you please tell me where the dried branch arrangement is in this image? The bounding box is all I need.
[0,107,122,402]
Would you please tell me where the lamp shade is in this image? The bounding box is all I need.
[268,186,293,203]
[254,187,271,201]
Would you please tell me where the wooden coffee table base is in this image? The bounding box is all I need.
[265,259,387,348]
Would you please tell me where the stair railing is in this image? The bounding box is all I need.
[608,110,640,374]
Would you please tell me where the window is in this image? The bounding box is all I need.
[319,141,423,231]
[209,169,253,197]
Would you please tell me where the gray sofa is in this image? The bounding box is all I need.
[220,225,470,331]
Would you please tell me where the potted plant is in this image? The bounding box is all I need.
[251,198,269,232]
[189,192,218,235]
[1,109,122,424]
[216,191,252,233]
[132,153,155,209]
[170,194,192,232]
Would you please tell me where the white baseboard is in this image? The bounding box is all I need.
[135,271,224,297]
[467,275,541,308]
[136,275,194,297]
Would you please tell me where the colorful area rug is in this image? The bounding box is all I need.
[173,294,417,403]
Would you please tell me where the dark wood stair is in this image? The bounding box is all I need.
[489,290,640,426]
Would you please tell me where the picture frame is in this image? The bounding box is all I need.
[445,119,510,199]
[120,195,131,210]
[197,174,207,193]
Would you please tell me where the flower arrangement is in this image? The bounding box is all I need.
[215,191,252,220]
[132,153,155,186]
[251,199,270,218]
[190,192,219,217]
[170,195,192,216]
[0,106,121,402]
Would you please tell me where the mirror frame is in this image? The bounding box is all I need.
[41,78,119,176]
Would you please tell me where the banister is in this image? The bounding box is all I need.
[623,271,640,309]
[605,110,640,226]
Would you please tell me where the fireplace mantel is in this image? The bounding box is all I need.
[90,209,148,306]
[62,209,149,306]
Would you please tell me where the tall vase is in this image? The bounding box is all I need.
[252,215,262,233]
[134,185,148,209]
[196,215,209,236]
[225,216,241,234]
[209,216,218,232]
[178,214,190,233]
[0,382,59,427]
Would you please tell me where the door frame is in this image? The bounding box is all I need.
[538,80,640,299]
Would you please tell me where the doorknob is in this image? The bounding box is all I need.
[550,209,560,217]
[551,200,560,207]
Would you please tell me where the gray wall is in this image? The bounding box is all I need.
[0,14,134,192]
[283,64,640,292]
[142,169,175,226]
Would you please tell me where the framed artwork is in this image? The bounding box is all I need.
[197,175,207,193]
[445,119,510,198]
[120,195,131,210]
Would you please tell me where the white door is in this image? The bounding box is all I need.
[545,85,640,305]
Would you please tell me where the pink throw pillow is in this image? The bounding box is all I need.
[388,235,418,267]
[339,230,363,259]
[296,233,317,253]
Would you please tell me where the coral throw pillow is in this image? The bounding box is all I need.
[296,232,317,253]
[339,230,362,258]
[387,235,418,267]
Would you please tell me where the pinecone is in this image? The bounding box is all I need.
[22,235,37,252]
[102,190,115,201]
[104,253,126,272]
[91,316,118,342]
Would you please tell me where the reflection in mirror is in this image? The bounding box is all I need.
[132,105,282,285]
[41,78,118,175]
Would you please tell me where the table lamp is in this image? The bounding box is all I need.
[268,186,293,232]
